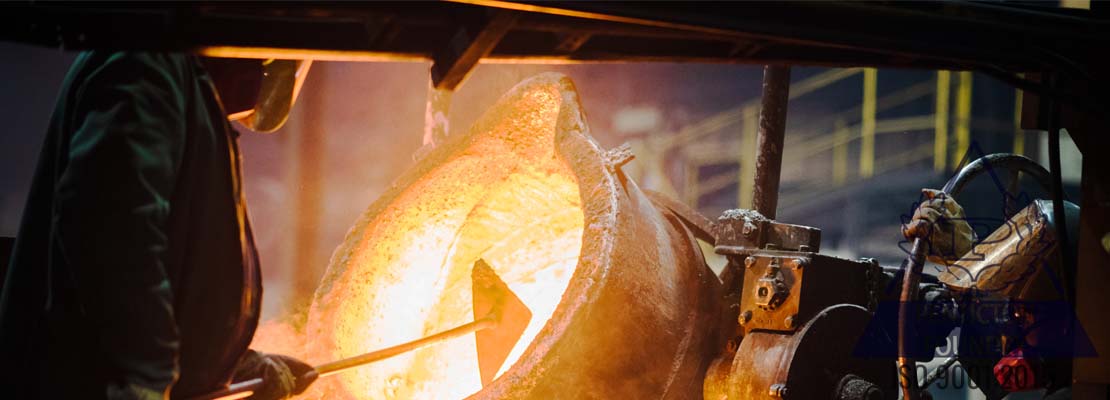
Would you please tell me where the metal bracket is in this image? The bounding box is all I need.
[430,10,518,90]
[714,209,820,255]
[754,259,789,310]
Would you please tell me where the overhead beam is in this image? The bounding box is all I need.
[554,32,592,54]
[467,1,1104,74]
[3,3,1104,76]
[430,10,518,90]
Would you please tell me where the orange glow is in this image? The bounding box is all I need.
[266,77,588,399]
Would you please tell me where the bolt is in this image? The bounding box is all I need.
[744,257,755,269]
[793,258,807,269]
[743,223,754,236]
[798,244,811,252]
[783,314,796,329]
[739,310,752,325]
[769,383,788,399]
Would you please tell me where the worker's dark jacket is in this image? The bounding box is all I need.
[0,52,262,399]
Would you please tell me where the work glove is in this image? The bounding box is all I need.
[902,188,976,264]
[233,350,317,400]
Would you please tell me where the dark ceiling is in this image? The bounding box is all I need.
[2,1,1105,90]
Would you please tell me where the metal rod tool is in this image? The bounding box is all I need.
[191,259,531,400]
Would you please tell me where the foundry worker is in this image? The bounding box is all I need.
[0,52,315,399]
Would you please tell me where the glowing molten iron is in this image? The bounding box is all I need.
[261,73,721,400]
[305,74,584,399]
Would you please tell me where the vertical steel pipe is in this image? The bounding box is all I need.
[751,65,791,219]
[1040,73,1075,307]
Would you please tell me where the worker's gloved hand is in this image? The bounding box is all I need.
[233,350,317,400]
[902,188,976,264]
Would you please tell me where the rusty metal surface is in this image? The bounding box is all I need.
[727,305,895,400]
[306,73,721,399]
[727,331,790,400]
[644,189,716,245]
[739,255,801,333]
[713,209,820,255]
[751,65,791,219]
[737,252,873,335]
[473,77,724,399]
[702,349,735,400]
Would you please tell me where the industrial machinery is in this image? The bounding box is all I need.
[2,2,1108,400]
[285,74,1085,399]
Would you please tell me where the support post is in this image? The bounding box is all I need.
[934,71,950,172]
[751,65,791,219]
[737,105,758,209]
[860,68,877,178]
[952,71,972,169]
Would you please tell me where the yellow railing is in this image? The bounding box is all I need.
[678,77,940,206]
[673,69,990,209]
[934,71,950,172]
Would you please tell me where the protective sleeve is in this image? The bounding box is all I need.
[54,52,187,399]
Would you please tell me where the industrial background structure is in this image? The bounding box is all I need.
[1,2,1106,400]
